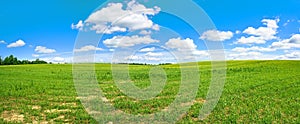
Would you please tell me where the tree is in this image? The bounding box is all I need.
[3,55,11,65]
[12,56,18,65]
[21,60,30,64]
[32,59,47,64]
[3,55,18,65]
[0,55,48,65]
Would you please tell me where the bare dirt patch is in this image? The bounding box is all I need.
[32,105,41,110]
[44,109,72,113]
[60,102,77,107]
[193,98,206,104]
[1,111,24,123]
[180,98,206,107]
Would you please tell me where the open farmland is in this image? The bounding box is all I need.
[0,60,299,123]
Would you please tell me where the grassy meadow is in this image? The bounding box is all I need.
[0,60,299,123]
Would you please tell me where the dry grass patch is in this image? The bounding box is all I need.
[1,110,24,123]
[32,105,41,110]
[44,109,72,113]
[60,102,77,107]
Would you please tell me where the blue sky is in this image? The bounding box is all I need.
[0,0,300,63]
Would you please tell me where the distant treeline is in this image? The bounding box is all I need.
[0,55,47,65]
[116,63,173,65]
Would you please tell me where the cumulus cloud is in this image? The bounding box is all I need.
[261,18,280,29]
[285,51,300,58]
[139,30,152,35]
[232,46,275,53]
[192,50,209,56]
[7,39,26,48]
[165,38,197,51]
[200,30,234,41]
[165,37,206,61]
[139,47,155,52]
[82,0,160,34]
[39,57,66,63]
[35,46,56,54]
[125,54,161,62]
[271,34,300,49]
[144,57,161,61]
[52,57,65,62]
[288,34,300,44]
[242,27,277,40]
[283,20,290,27]
[275,51,300,60]
[236,36,267,44]
[126,55,142,60]
[145,52,163,57]
[103,35,159,48]
[71,20,84,30]
[236,18,280,45]
[32,54,40,58]
[0,40,6,44]
[228,52,263,60]
[74,45,103,52]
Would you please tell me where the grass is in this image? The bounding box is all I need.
[0,60,299,123]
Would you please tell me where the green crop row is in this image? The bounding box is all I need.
[0,60,299,123]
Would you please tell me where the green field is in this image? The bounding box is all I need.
[0,61,299,123]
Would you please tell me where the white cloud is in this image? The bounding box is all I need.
[40,57,66,63]
[235,30,241,34]
[271,34,300,49]
[152,24,160,31]
[288,34,300,44]
[275,51,300,60]
[236,18,279,45]
[144,57,161,61]
[74,45,103,52]
[83,1,160,34]
[236,36,267,44]
[139,47,155,52]
[231,47,248,53]
[165,37,205,61]
[262,18,280,29]
[125,54,161,62]
[165,38,197,51]
[145,52,163,57]
[200,30,234,41]
[164,37,212,62]
[285,51,300,58]
[242,27,277,40]
[283,20,290,26]
[103,35,159,48]
[35,46,56,54]
[139,30,152,35]
[232,46,275,53]
[228,52,263,60]
[71,20,84,30]
[73,53,113,63]
[97,26,127,34]
[52,57,65,62]
[192,50,209,56]
[125,55,142,60]
[32,54,40,58]
[7,39,26,48]
[0,40,6,44]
